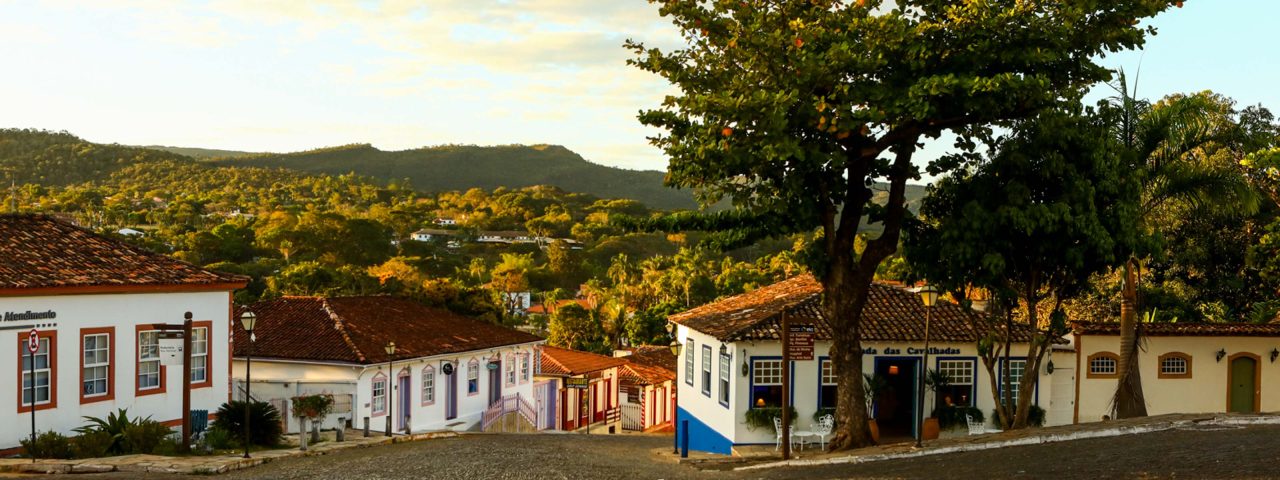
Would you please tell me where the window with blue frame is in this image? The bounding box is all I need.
[701,345,712,396]
[751,359,783,408]
[819,359,837,409]
[467,359,480,395]
[936,359,975,407]
[998,358,1028,405]
[685,339,694,385]
[718,350,731,406]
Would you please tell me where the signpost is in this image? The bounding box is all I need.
[780,312,791,460]
[564,377,589,389]
[27,328,38,463]
[787,324,815,361]
[158,332,185,366]
[154,313,194,451]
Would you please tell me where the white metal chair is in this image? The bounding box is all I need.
[966,414,1002,435]
[772,417,799,451]
[812,414,834,450]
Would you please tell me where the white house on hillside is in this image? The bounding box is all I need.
[232,296,544,434]
[669,275,1064,455]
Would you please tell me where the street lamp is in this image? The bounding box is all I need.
[385,342,396,437]
[667,323,682,455]
[239,310,257,459]
[915,285,939,449]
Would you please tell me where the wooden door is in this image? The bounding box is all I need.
[1230,355,1259,413]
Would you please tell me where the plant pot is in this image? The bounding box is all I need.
[922,418,940,440]
[867,419,880,443]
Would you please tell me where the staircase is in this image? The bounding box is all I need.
[482,393,538,433]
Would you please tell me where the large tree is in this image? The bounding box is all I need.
[629,0,1180,449]
[905,109,1140,429]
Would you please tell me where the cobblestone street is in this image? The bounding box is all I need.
[67,424,1280,480]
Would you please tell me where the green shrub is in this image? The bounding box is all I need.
[20,431,74,459]
[71,431,113,459]
[212,401,284,447]
[121,419,174,454]
[743,406,798,431]
[151,437,183,456]
[75,408,145,455]
[201,425,238,451]
[291,394,335,420]
[931,405,983,430]
[990,404,1045,428]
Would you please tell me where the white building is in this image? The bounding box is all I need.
[231,296,544,434]
[1072,321,1280,423]
[0,214,246,450]
[669,275,1062,455]
[617,347,677,432]
[410,229,454,242]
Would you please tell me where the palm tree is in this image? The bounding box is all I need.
[1105,72,1260,418]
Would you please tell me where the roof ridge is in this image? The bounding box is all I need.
[321,298,367,363]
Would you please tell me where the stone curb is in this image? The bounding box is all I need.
[0,430,459,475]
[736,414,1280,472]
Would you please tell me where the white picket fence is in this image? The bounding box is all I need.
[620,402,643,431]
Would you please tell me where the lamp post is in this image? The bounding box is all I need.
[385,342,396,437]
[915,285,939,449]
[666,323,681,455]
[239,310,257,459]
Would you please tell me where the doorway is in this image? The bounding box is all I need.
[1228,353,1260,413]
[445,362,458,420]
[398,372,411,431]
[873,357,920,440]
[488,360,502,406]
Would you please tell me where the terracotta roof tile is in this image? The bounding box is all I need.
[619,348,676,385]
[538,345,626,377]
[1073,321,1280,337]
[234,296,544,364]
[0,214,247,290]
[671,274,1047,344]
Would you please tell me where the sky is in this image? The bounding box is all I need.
[0,0,1276,173]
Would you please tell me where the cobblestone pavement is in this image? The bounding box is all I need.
[69,424,1280,479]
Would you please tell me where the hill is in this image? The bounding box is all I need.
[142,145,259,159]
[204,143,703,210]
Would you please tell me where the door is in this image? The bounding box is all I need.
[399,375,411,430]
[873,357,920,439]
[1229,355,1259,413]
[488,361,502,406]
[1047,365,1075,426]
[446,363,458,420]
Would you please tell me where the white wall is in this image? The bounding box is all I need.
[1,290,233,449]
[231,359,360,433]
[351,343,541,433]
[676,323,1060,449]
[1076,334,1280,423]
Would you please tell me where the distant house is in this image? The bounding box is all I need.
[536,346,626,432]
[500,291,532,315]
[476,231,539,244]
[232,296,544,434]
[434,218,457,226]
[617,347,677,432]
[411,229,455,242]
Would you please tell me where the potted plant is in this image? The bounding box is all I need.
[863,373,887,443]
[923,369,952,440]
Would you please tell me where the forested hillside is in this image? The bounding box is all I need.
[204,143,700,210]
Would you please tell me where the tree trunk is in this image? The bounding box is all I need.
[1114,259,1148,418]
[824,255,876,450]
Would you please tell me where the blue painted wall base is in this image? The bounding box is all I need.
[674,407,733,455]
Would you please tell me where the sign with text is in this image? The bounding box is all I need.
[564,377,590,389]
[786,324,815,361]
[27,329,39,354]
[158,332,184,366]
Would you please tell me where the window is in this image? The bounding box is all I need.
[1087,352,1120,379]
[684,339,694,386]
[467,360,479,395]
[701,345,712,396]
[422,366,436,405]
[1158,352,1192,379]
[936,359,976,407]
[751,359,783,409]
[372,375,387,415]
[21,337,53,408]
[190,326,208,385]
[819,359,837,409]
[999,359,1028,404]
[718,350,731,407]
[137,330,162,392]
[82,333,110,399]
[520,353,530,382]
[506,355,517,386]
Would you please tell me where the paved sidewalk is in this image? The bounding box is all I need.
[0,430,456,475]
[733,412,1280,471]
